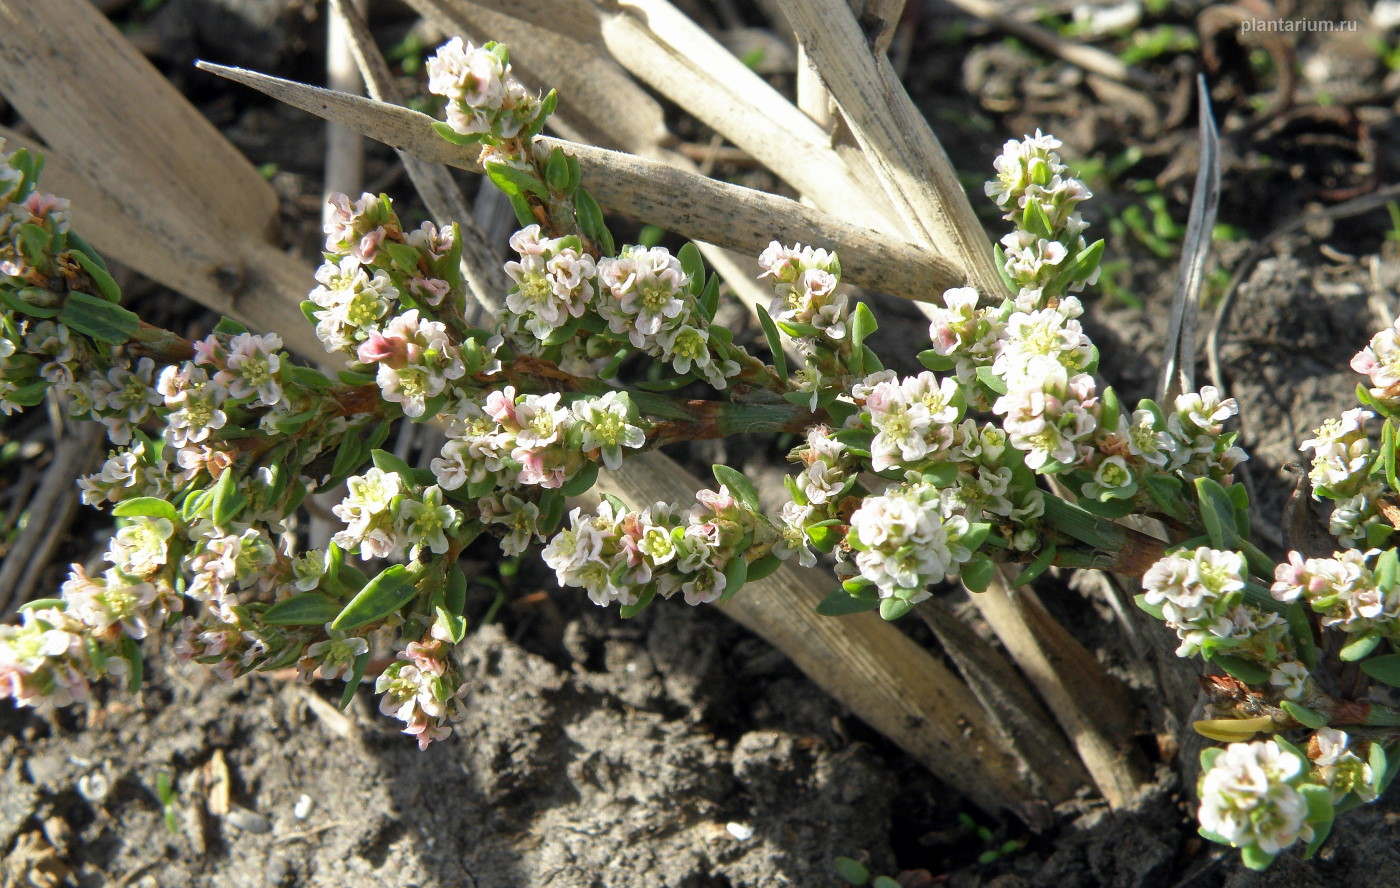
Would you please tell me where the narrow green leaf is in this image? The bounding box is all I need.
[332,565,419,630]
[712,464,761,511]
[961,554,996,593]
[263,593,341,627]
[879,598,915,620]
[1340,633,1382,662]
[70,249,121,302]
[544,146,573,194]
[121,636,143,693]
[975,365,1007,395]
[1134,593,1165,620]
[340,650,370,710]
[677,242,705,295]
[618,585,656,619]
[112,497,179,522]
[211,468,246,527]
[755,305,788,385]
[719,556,748,602]
[1280,700,1327,729]
[370,449,413,477]
[574,188,614,255]
[58,290,139,343]
[1212,655,1270,684]
[1361,653,1400,687]
[746,554,782,583]
[431,120,483,146]
[560,462,600,497]
[1239,845,1277,872]
[816,591,880,616]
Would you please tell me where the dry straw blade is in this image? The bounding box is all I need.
[194,63,964,303]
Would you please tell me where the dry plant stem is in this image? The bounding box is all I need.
[0,0,319,359]
[940,0,1157,90]
[192,65,966,302]
[0,420,105,617]
[587,450,1041,812]
[779,0,1148,804]
[917,598,1090,802]
[414,0,900,234]
[329,0,508,313]
[323,0,367,231]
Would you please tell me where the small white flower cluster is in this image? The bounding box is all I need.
[501,225,596,348]
[1301,408,1374,493]
[184,522,278,622]
[1350,315,1400,406]
[1165,386,1248,482]
[984,130,1097,302]
[757,241,848,341]
[311,196,470,419]
[426,37,545,142]
[376,639,468,750]
[846,482,973,603]
[0,159,71,282]
[0,549,174,712]
[543,486,768,608]
[779,426,856,567]
[924,286,1004,385]
[1312,728,1378,803]
[1198,740,1314,857]
[857,369,964,472]
[598,244,739,388]
[331,467,462,562]
[432,387,646,492]
[1271,549,1400,639]
[78,439,172,506]
[1142,547,1287,659]
[990,296,1099,472]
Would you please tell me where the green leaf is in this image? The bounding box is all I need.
[975,365,1007,395]
[431,120,483,147]
[574,188,614,255]
[70,249,121,302]
[1194,477,1237,549]
[1212,655,1269,684]
[1280,700,1327,729]
[1340,633,1382,662]
[712,464,761,511]
[544,146,573,194]
[561,462,599,497]
[213,316,249,336]
[879,598,915,620]
[1021,200,1055,239]
[18,598,66,612]
[263,593,341,627]
[370,448,413,477]
[619,585,656,619]
[677,242,705,295]
[332,565,419,631]
[870,876,900,888]
[816,591,880,616]
[1013,543,1052,585]
[1061,238,1104,284]
[697,275,720,322]
[849,302,877,375]
[1133,593,1165,620]
[211,468,247,527]
[719,556,748,603]
[1239,845,1277,872]
[58,290,139,344]
[1361,653,1400,687]
[340,650,370,710]
[755,305,788,385]
[916,348,956,371]
[833,856,870,885]
[961,554,996,593]
[746,554,782,583]
[1285,601,1317,669]
[337,369,376,386]
[112,497,179,522]
[328,431,368,482]
[121,636,143,693]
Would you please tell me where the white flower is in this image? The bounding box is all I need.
[1198,740,1312,856]
[572,391,645,470]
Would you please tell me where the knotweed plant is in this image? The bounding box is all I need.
[2,36,1398,871]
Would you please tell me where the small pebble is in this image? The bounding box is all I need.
[725,821,754,841]
[76,771,110,803]
[293,794,313,820]
[224,807,271,834]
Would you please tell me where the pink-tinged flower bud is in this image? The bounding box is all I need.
[356,331,409,368]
